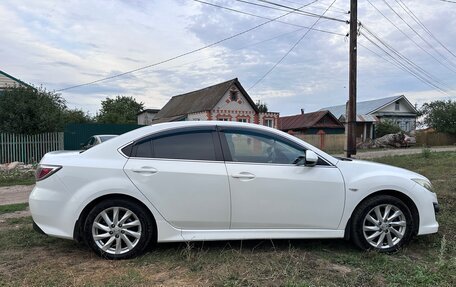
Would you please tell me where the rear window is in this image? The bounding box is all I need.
[127,131,217,161]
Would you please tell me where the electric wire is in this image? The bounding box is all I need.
[233,0,347,23]
[56,0,319,92]
[361,24,448,89]
[193,0,345,36]
[381,0,456,69]
[360,33,450,95]
[395,0,456,59]
[359,25,451,95]
[366,0,456,74]
[248,0,339,90]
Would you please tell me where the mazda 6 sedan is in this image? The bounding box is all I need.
[30,121,439,259]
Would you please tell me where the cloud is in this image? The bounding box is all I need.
[0,0,455,117]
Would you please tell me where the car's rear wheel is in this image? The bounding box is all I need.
[351,195,415,252]
[84,199,154,259]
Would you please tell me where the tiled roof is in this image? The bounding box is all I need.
[278,111,344,130]
[154,78,258,120]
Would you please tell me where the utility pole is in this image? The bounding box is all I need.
[346,0,358,158]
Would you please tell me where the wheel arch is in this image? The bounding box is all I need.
[73,193,158,243]
[344,189,420,240]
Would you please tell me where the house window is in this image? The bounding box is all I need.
[264,119,273,127]
[230,90,238,101]
[395,101,400,111]
[218,117,230,121]
[238,118,248,123]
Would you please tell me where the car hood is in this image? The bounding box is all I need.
[336,158,428,181]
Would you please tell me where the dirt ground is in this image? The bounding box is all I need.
[0,185,34,206]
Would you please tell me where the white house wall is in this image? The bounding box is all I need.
[377,98,415,113]
[211,84,257,122]
[187,112,208,121]
[0,74,21,89]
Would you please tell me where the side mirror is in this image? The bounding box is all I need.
[293,150,319,167]
[304,150,318,167]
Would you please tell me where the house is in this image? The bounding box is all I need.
[0,70,31,94]
[151,78,279,127]
[137,108,160,125]
[278,110,345,135]
[320,95,418,135]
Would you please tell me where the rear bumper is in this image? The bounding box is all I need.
[33,221,47,235]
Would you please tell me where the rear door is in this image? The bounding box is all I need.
[123,127,231,230]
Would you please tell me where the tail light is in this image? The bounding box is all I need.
[35,165,62,181]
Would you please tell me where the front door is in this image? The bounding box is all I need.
[219,128,345,229]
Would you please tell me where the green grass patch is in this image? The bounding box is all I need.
[0,202,28,215]
[0,169,35,187]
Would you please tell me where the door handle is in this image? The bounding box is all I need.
[132,167,158,174]
[232,172,255,180]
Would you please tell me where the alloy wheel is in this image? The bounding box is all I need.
[362,204,407,249]
[92,207,142,255]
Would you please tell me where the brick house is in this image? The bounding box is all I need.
[152,78,279,128]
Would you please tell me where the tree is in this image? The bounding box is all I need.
[375,119,401,138]
[420,100,456,134]
[64,109,93,125]
[0,85,66,134]
[256,100,268,113]
[96,96,144,124]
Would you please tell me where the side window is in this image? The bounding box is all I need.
[223,132,303,164]
[154,131,216,161]
[131,131,217,161]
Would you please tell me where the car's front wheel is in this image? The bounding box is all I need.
[84,198,155,259]
[351,195,415,252]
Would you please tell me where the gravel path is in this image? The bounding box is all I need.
[334,146,456,159]
[0,184,34,206]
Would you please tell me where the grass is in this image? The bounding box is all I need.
[0,203,28,215]
[0,152,454,286]
[0,169,35,187]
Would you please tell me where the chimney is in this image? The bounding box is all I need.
[300,108,304,115]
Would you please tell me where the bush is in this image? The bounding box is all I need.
[375,120,401,138]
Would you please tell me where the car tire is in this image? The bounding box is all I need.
[83,198,155,259]
[351,195,415,252]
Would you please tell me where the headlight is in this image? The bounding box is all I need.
[412,178,433,192]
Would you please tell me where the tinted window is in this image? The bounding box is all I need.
[153,131,216,161]
[134,140,153,158]
[223,132,303,164]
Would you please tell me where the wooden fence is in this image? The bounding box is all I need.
[295,134,346,152]
[415,132,456,146]
[0,132,64,164]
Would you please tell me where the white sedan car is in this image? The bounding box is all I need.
[30,121,439,259]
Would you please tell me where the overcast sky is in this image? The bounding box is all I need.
[1,0,455,116]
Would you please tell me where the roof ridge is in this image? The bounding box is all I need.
[171,78,237,99]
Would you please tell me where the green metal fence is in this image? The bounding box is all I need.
[64,123,144,150]
[0,132,64,164]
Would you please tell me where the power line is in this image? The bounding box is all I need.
[360,34,450,95]
[233,0,347,23]
[366,0,456,74]
[193,0,345,36]
[436,0,456,3]
[56,0,318,92]
[248,0,339,90]
[359,24,451,95]
[395,0,456,59]
[381,0,456,69]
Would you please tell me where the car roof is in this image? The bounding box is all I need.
[82,121,338,165]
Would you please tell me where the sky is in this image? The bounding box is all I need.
[1,0,455,116]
